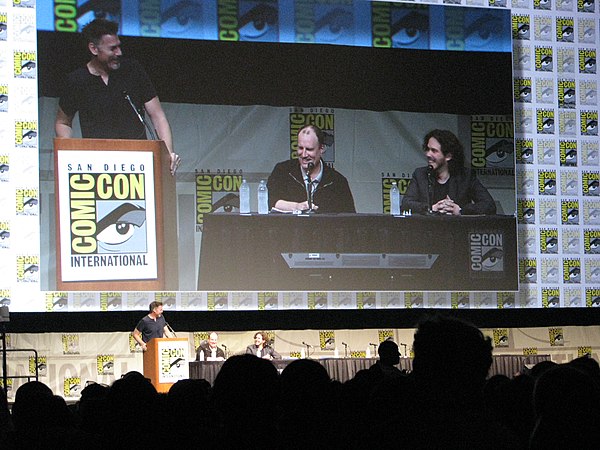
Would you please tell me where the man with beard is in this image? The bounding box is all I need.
[267,124,355,213]
[54,18,180,175]
[402,129,496,215]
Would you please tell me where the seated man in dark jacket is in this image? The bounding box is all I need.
[196,332,225,361]
[267,124,355,214]
[402,129,496,216]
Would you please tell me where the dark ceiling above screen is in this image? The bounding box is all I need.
[38,31,513,115]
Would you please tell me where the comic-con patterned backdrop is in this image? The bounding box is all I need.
[0,0,599,312]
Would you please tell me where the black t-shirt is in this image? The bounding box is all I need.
[135,315,166,343]
[432,180,450,204]
[59,58,157,139]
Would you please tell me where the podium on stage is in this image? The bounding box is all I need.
[143,337,189,392]
[54,138,178,291]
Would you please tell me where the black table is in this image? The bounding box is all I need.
[189,355,549,385]
[198,213,517,291]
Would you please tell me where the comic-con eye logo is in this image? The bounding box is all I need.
[469,232,504,272]
[96,203,146,252]
[390,9,429,48]
[218,1,279,42]
[69,173,147,254]
[239,2,278,41]
[159,1,203,36]
[13,51,36,78]
[161,347,185,374]
[294,4,354,44]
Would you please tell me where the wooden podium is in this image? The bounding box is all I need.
[143,337,189,393]
[54,138,178,291]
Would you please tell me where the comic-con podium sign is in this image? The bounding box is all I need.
[143,338,189,393]
[54,138,178,291]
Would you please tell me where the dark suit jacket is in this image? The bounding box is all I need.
[401,166,496,215]
[267,159,356,213]
[196,342,225,360]
[245,345,282,359]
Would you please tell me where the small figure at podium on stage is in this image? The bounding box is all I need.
[132,301,174,352]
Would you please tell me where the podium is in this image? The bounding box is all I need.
[54,138,178,291]
[143,338,189,393]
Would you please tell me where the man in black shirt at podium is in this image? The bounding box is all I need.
[54,18,180,175]
[132,301,174,352]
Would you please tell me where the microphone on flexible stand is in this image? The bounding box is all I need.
[342,341,349,358]
[164,319,177,338]
[304,162,315,213]
[400,342,408,358]
[222,344,228,359]
[427,165,434,214]
[123,90,157,140]
[302,341,313,358]
[369,342,378,357]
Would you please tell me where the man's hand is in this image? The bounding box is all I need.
[432,196,461,215]
[170,153,181,176]
[296,201,319,212]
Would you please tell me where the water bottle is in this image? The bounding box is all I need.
[239,178,250,214]
[258,179,269,214]
[390,181,400,215]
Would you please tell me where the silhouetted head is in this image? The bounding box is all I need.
[412,315,492,392]
[378,340,401,366]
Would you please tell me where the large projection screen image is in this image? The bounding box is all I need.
[36,2,517,300]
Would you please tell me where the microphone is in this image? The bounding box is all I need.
[302,341,314,348]
[123,90,157,140]
[400,342,408,357]
[164,319,177,338]
[305,162,315,212]
[427,165,434,214]
[222,344,228,351]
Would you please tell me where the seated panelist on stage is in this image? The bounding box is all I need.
[401,129,496,216]
[132,301,174,352]
[196,331,225,361]
[245,331,282,360]
[267,124,356,214]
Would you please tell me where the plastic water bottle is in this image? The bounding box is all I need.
[258,179,269,214]
[239,178,250,214]
[390,181,400,215]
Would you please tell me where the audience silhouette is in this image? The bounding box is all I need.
[0,321,597,449]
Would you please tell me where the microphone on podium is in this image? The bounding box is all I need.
[164,319,177,338]
[123,90,157,140]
